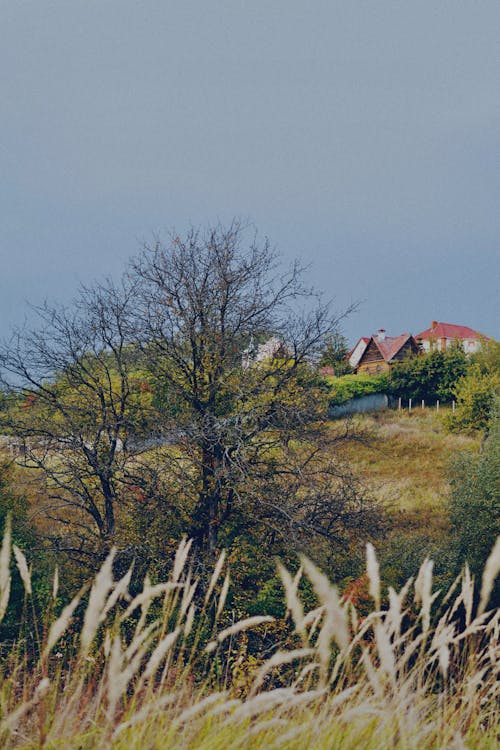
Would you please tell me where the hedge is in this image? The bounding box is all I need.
[324,373,390,406]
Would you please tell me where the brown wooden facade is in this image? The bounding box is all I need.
[356,336,419,375]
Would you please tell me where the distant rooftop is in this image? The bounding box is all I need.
[374,333,414,362]
[416,321,490,340]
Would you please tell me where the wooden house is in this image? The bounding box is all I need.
[348,337,370,369]
[354,329,420,375]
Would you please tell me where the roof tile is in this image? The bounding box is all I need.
[416,322,489,340]
[375,334,412,362]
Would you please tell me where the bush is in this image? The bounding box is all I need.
[448,408,500,607]
[446,370,499,433]
[470,339,500,375]
[325,373,390,406]
[389,344,468,403]
[0,464,52,640]
[318,332,353,376]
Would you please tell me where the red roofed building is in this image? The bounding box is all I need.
[416,321,490,354]
[354,329,420,375]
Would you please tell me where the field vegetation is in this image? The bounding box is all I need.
[0,223,498,747]
[0,523,498,749]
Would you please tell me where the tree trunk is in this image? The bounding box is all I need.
[191,444,220,558]
[100,474,116,539]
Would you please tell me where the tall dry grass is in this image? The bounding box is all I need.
[0,523,498,749]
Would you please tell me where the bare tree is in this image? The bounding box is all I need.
[0,279,151,565]
[131,222,372,558]
[0,222,382,570]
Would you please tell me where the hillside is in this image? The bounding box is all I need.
[337,407,480,510]
[334,407,482,585]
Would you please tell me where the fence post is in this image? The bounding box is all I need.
[421,399,425,409]
[436,400,439,412]
[409,398,412,412]
[398,397,402,411]
[452,400,456,411]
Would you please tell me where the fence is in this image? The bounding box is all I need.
[395,398,456,412]
[328,393,457,419]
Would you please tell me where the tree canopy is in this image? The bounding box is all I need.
[0,223,381,568]
[388,344,468,403]
[131,223,373,559]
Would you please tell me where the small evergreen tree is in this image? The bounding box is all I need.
[319,332,353,375]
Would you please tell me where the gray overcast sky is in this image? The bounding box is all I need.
[1,1,499,344]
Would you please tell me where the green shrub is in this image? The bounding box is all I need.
[0,465,52,641]
[389,344,468,403]
[325,373,390,406]
[448,408,500,607]
[318,332,353,376]
[446,370,499,432]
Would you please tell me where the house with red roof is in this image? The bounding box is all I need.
[416,321,490,355]
[354,329,420,375]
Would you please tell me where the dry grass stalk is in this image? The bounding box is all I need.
[204,550,226,605]
[171,537,193,583]
[366,542,380,610]
[12,546,31,596]
[0,514,11,623]
[140,628,180,685]
[43,588,85,657]
[101,564,133,619]
[249,648,314,697]
[214,615,274,644]
[216,570,231,619]
[0,677,50,736]
[0,526,497,749]
[80,548,116,657]
[120,581,179,621]
[277,562,305,637]
[478,536,500,615]
[299,555,349,683]
[111,693,178,739]
[51,564,59,601]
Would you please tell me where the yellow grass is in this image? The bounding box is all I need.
[336,408,480,512]
[0,528,498,749]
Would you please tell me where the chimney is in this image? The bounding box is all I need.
[377,328,386,342]
[431,321,438,331]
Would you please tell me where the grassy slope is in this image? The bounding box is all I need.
[337,407,480,511]
[0,411,497,748]
[3,407,481,553]
[334,408,482,585]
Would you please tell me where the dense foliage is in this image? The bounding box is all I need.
[448,406,500,607]
[0,464,50,640]
[318,332,353,376]
[446,369,499,432]
[388,343,468,403]
[446,342,500,432]
[0,224,383,580]
[325,373,390,406]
